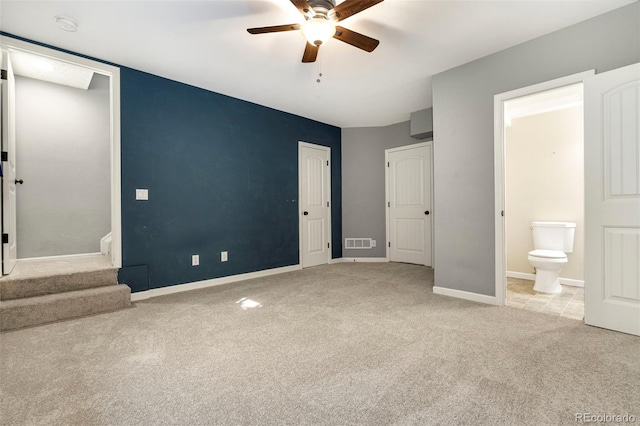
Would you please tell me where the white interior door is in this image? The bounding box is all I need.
[1,49,17,275]
[584,63,640,336]
[299,142,330,268]
[387,143,432,266]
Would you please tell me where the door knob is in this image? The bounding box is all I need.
[425,210,430,215]
[303,211,309,215]
[15,179,23,185]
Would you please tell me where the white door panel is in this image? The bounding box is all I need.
[307,219,325,254]
[584,63,640,336]
[388,144,432,266]
[394,218,425,251]
[1,49,17,275]
[299,143,330,268]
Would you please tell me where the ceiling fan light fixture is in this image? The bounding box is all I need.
[301,18,336,46]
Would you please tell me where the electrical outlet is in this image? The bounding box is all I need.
[192,254,199,266]
[372,240,377,248]
[221,251,228,262]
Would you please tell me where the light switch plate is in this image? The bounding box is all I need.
[136,189,149,200]
[192,254,199,266]
[221,251,228,262]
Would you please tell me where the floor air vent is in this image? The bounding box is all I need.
[345,238,375,249]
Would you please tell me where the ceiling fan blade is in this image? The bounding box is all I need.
[302,42,319,63]
[330,0,383,22]
[247,24,301,34]
[333,26,379,52]
[290,0,314,16]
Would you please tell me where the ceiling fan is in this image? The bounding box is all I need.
[247,0,383,63]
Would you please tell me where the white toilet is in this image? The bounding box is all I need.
[528,222,576,294]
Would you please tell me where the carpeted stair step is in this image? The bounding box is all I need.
[0,284,131,331]
[0,268,118,301]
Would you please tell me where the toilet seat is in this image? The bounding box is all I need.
[528,249,567,260]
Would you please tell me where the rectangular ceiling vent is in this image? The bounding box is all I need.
[345,238,374,249]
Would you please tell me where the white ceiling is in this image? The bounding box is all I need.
[0,1,633,127]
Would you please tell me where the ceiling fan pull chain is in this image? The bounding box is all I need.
[316,57,323,83]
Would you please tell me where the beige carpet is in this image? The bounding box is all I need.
[1,254,113,281]
[1,263,638,425]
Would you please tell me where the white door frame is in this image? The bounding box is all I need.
[493,70,594,306]
[0,37,122,268]
[298,141,331,267]
[385,141,434,266]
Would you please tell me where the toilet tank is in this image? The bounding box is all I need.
[531,222,576,253]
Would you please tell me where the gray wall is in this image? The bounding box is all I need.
[342,120,428,258]
[431,3,640,296]
[15,74,111,258]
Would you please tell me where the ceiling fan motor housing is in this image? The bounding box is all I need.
[306,0,337,19]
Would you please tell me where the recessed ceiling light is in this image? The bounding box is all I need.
[55,16,78,32]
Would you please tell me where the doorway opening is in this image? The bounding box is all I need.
[1,37,121,275]
[494,70,594,316]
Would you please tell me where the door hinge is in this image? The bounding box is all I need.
[327,160,329,166]
[327,242,330,248]
[1,69,6,81]
[387,161,390,167]
[327,201,329,207]
[501,210,504,217]
[388,242,391,248]
[2,234,8,244]
[1,151,7,162]
[387,201,390,207]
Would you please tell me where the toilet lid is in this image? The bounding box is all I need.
[528,249,567,259]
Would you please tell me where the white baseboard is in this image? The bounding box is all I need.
[559,277,585,288]
[506,271,535,281]
[507,271,584,288]
[100,233,112,256]
[340,257,389,263]
[18,252,105,263]
[131,264,302,301]
[433,286,498,305]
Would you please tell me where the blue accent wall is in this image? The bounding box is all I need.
[2,33,342,291]
[120,69,341,289]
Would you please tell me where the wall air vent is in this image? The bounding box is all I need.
[345,238,375,249]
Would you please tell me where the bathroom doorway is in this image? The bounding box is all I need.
[494,71,592,320]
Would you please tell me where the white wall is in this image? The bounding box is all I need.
[15,74,110,258]
[506,106,584,281]
[431,3,639,296]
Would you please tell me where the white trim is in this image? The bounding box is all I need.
[0,36,122,269]
[506,270,584,288]
[507,270,536,281]
[560,277,585,288]
[385,141,434,266]
[433,286,498,305]
[17,252,104,263]
[341,257,388,263]
[131,264,302,301]
[298,141,332,268]
[493,70,594,307]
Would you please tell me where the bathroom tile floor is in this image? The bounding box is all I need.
[506,277,584,321]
